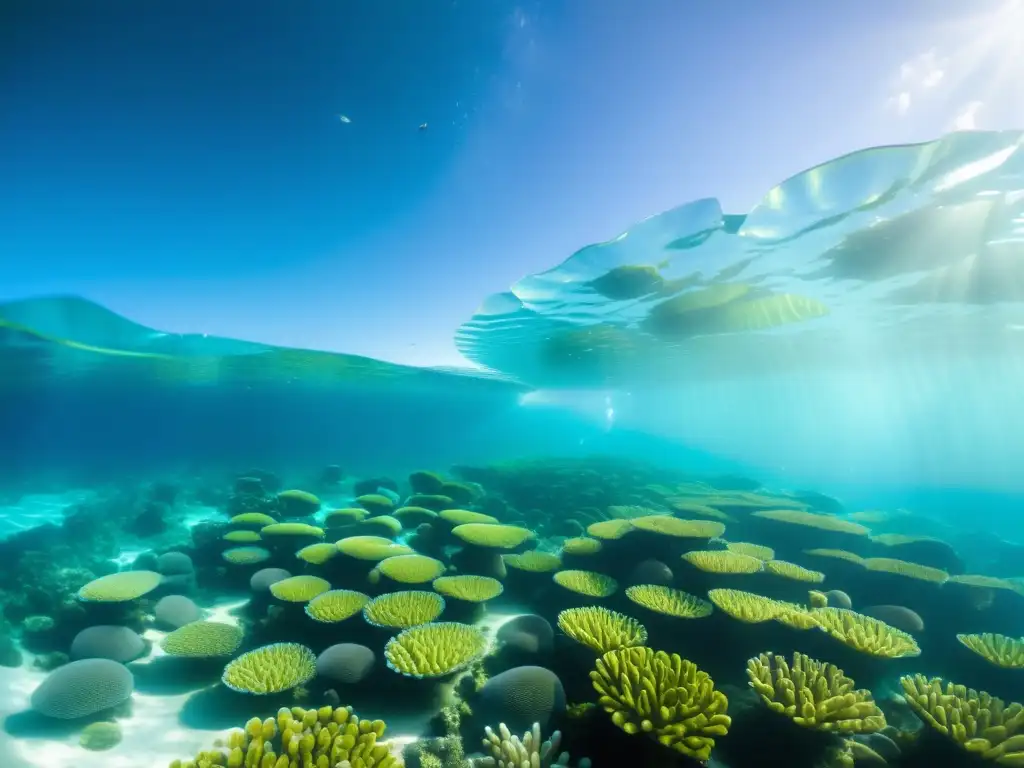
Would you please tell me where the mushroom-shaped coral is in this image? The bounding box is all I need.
[624,585,713,619]
[276,489,321,517]
[725,541,774,560]
[439,509,499,526]
[305,589,370,623]
[682,550,764,574]
[629,516,725,539]
[269,575,332,603]
[261,522,325,539]
[560,537,603,556]
[392,506,438,527]
[586,519,634,540]
[161,621,244,658]
[764,560,825,583]
[746,651,886,733]
[590,646,730,761]
[751,510,870,536]
[359,515,403,538]
[77,571,162,602]
[295,542,339,565]
[337,535,414,561]
[433,575,504,603]
[223,529,262,543]
[355,493,395,515]
[230,511,277,527]
[384,622,489,678]
[900,674,1024,764]
[324,507,370,527]
[708,589,784,623]
[362,591,446,629]
[862,557,948,584]
[172,704,397,768]
[552,570,618,598]
[811,607,921,658]
[504,551,563,573]
[221,642,317,694]
[377,554,446,585]
[557,607,647,654]
[222,546,272,565]
[956,632,1024,669]
[452,523,534,549]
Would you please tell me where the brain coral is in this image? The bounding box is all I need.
[31,658,134,719]
[70,625,147,663]
[161,621,244,658]
[316,643,377,684]
[154,594,202,629]
[78,571,162,602]
[221,643,317,694]
[384,622,490,678]
[479,666,567,733]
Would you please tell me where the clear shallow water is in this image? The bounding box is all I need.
[3,130,1024,768]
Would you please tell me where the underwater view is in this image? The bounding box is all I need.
[3,2,1024,767]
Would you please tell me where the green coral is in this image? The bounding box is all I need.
[557,606,647,654]
[362,590,446,629]
[221,643,317,694]
[384,622,489,678]
[77,571,162,602]
[161,621,243,658]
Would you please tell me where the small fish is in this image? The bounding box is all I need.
[418,123,428,131]
[338,115,351,124]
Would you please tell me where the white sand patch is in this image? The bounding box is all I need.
[0,490,98,540]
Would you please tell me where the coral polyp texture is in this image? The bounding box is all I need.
[269,574,332,603]
[261,522,325,538]
[452,522,534,548]
[557,606,648,654]
[552,570,618,597]
[383,621,489,678]
[222,546,272,565]
[337,535,414,561]
[746,651,886,733]
[305,589,371,623]
[682,550,764,574]
[77,570,162,602]
[170,704,396,768]
[862,557,949,584]
[590,646,730,761]
[629,515,725,539]
[751,510,870,536]
[763,559,825,583]
[956,632,1024,668]
[432,574,504,602]
[221,642,317,694]
[900,674,1024,764]
[811,607,921,658]
[295,542,339,565]
[724,541,774,560]
[440,509,499,526]
[624,585,713,618]
[362,590,446,629]
[377,553,446,584]
[160,621,243,658]
[504,551,563,572]
[560,537,603,556]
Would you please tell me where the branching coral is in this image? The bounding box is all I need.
[811,607,920,658]
[169,704,397,768]
[746,652,886,733]
[900,674,1024,764]
[557,606,647,654]
[477,722,591,768]
[590,646,730,761]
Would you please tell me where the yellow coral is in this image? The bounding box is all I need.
[812,607,920,658]
[432,575,504,603]
[78,571,162,602]
[377,554,446,584]
[324,507,370,526]
[337,535,414,561]
[682,550,764,574]
[172,704,397,768]
[746,651,885,733]
[561,537,603,555]
[362,590,445,629]
[229,512,277,527]
[752,510,870,536]
[269,575,332,603]
[261,522,325,538]
[359,515,403,537]
[862,557,948,584]
[221,643,317,694]
[451,523,534,549]
[948,574,1024,593]
[590,646,731,761]
[808,590,829,609]
[764,559,825,583]
[503,551,562,573]
[668,500,733,521]
[900,674,1024,764]
[355,493,395,514]
[221,546,271,565]
[552,569,618,597]
[392,506,439,526]
[629,516,725,539]
[586,519,635,540]
[384,622,489,678]
[803,548,866,566]
[295,542,339,565]
[305,589,370,623]
[725,541,774,560]
[439,509,499,526]
[625,585,713,619]
[707,588,815,630]
[956,633,1024,669]
[557,606,647,654]
[223,530,261,543]
[161,621,243,658]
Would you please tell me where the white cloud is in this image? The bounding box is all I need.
[889,49,947,116]
[952,100,984,129]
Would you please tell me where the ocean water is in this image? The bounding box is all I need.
[2,130,1024,768]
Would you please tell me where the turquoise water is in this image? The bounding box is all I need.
[2,130,1024,768]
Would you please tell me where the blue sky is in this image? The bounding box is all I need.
[2,0,1022,367]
